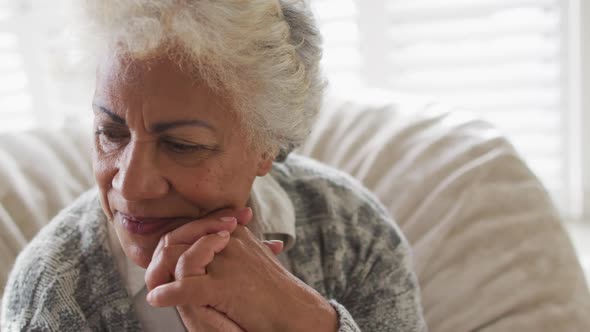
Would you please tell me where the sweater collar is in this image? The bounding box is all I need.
[106,173,296,297]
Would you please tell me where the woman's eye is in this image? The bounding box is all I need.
[95,127,129,151]
[95,129,127,141]
[163,140,213,154]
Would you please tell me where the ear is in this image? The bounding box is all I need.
[256,151,275,176]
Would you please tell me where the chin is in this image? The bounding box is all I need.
[124,239,158,269]
[114,227,160,269]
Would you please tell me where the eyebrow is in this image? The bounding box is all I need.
[92,104,216,133]
[93,104,125,125]
[151,119,216,133]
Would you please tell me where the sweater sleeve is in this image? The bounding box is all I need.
[272,157,427,331]
[328,202,428,332]
[329,300,362,331]
[1,239,92,332]
[336,241,427,332]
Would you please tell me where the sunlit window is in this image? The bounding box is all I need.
[311,0,581,218]
[0,0,585,219]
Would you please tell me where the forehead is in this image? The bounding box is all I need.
[96,55,197,99]
[94,54,233,121]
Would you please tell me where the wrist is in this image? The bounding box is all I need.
[314,298,339,332]
[280,280,338,332]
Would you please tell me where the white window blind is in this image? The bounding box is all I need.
[311,0,363,91]
[311,0,579,218]
[0,0,92,132]
[0,1,33,131]
[0,1,581,218]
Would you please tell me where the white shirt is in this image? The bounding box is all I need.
[107,175,297,331]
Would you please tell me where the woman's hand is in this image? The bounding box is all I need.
[144,208,248,331]
[145,208,251,293]
[144,208,293,332]
[145,212,338,332]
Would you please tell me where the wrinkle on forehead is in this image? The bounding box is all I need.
[94,52,241,137]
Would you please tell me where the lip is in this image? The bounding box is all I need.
[117,212,192,235]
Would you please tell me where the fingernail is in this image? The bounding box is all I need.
[269,240,284,248]
[220,217,236,223]
[217,230,230,237]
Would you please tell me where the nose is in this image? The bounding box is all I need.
[112,139,169,201]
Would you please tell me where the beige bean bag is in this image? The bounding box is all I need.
[1,93,589,330]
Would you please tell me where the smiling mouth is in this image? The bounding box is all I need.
[117,212,194,235]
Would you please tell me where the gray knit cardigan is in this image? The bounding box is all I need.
[1,155,426,331]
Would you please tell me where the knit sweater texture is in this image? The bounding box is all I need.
[1,155,427,331]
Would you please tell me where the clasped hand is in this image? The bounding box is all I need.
[144,208,338,332]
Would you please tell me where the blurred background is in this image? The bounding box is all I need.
[0,0,588,265]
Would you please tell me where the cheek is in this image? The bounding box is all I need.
[170,161,255,209]
[92,148,118,217]
[93,154,116,190]
[171,166,226,203]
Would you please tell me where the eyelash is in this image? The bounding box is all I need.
[95,127,216,155]
[95,128,128,142]
[162,140,215,154]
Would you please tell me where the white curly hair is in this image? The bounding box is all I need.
[83,0,325,161]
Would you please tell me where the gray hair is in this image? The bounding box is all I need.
[84,0,326,161]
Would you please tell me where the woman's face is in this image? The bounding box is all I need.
[92,55,273,268]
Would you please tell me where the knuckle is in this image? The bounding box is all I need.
[232,236,246,249]
[175,254,189,279]
[144,272,155,288]
[160,245,174,257]
[163,232,174,246]
[233,225,252,241]
[159,247,180,270]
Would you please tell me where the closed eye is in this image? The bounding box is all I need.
[95,128,129,141]
[162,139,217,154]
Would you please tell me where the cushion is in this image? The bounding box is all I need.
[299,91,590,331]
[0,125,94,297]
[1,92,589,330]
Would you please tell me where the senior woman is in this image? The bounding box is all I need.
[1,0,426,331]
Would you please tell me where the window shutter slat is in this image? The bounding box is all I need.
[389,8,559,44]
[385,1,567,212]
[0,1,576,218]
[0,2,35,131]
[312,0,570,215]
[386,0,558,22]
[312,0,363,90]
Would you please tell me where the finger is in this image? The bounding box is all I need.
[162,207,252,247]
[175,231,231,280]
[262,240,284,256]
[145,243,190,291]
[178,306,245,332]
[235,207,253,226]
[151,209,237,266]
[147,209,249,291]
[147,277,215,307]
